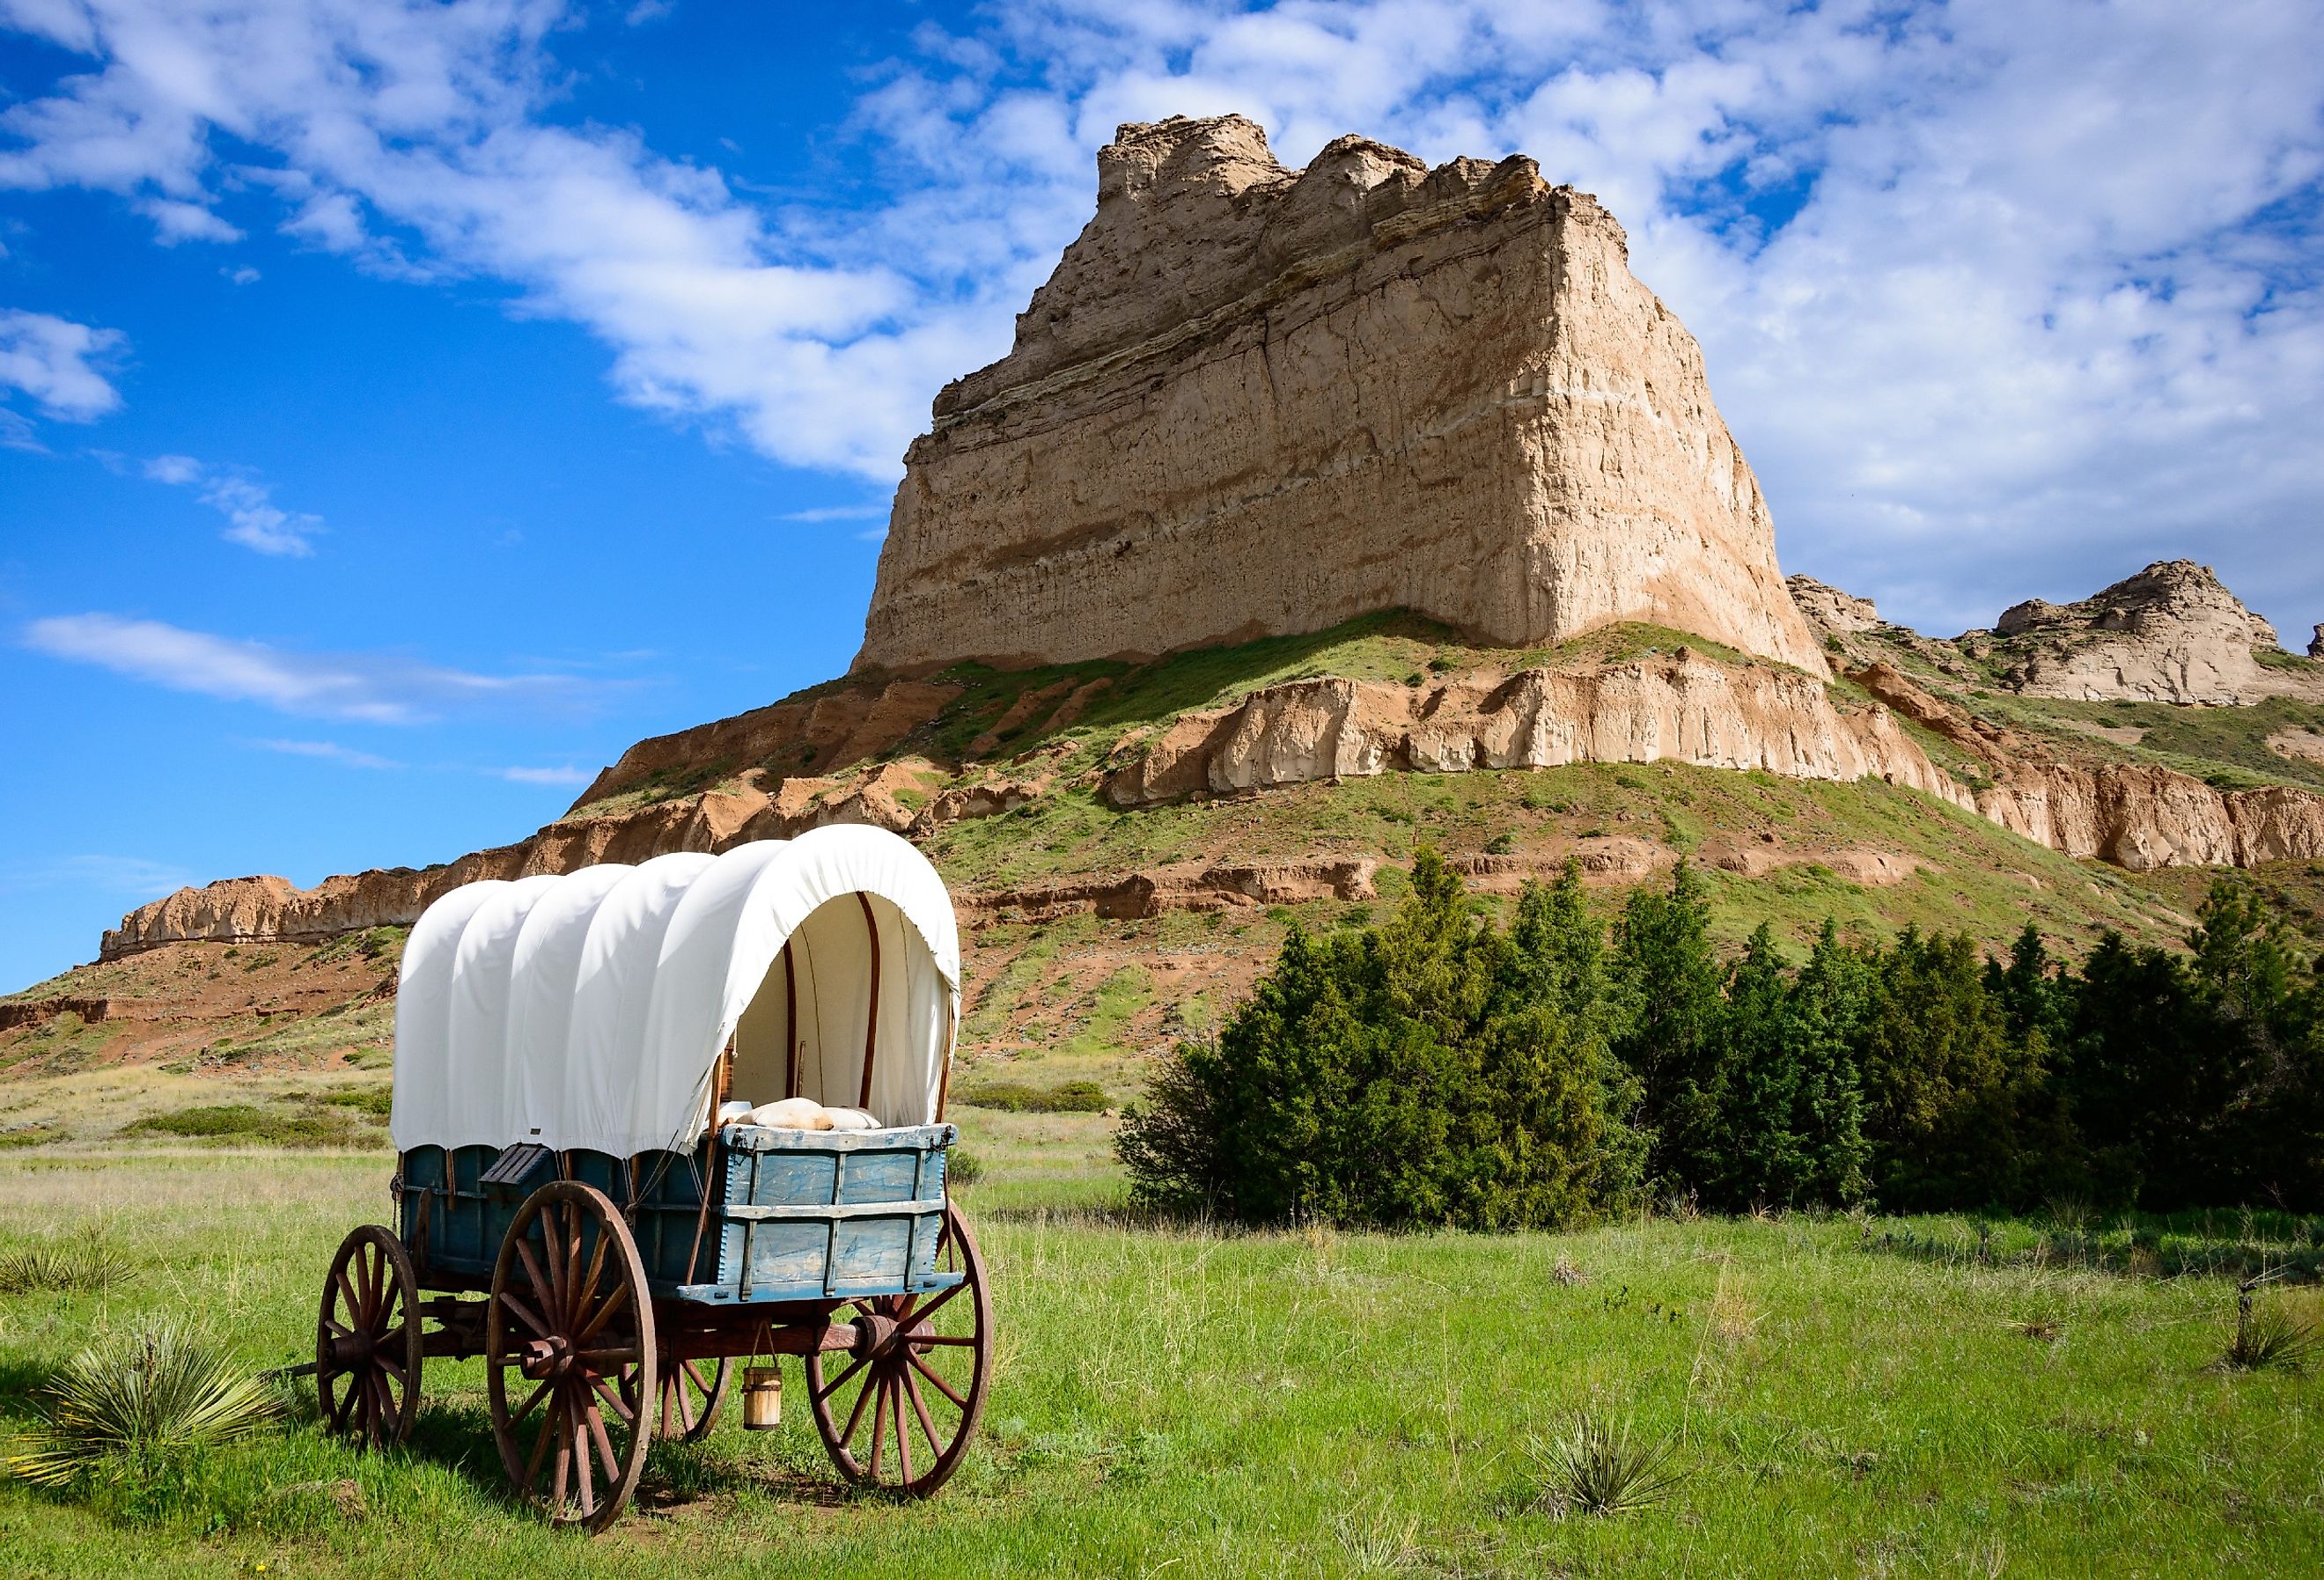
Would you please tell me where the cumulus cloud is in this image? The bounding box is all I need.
[3,2,2320,635]
[0,307,126,422]
[21,612,600,724]
[142,454,322,555]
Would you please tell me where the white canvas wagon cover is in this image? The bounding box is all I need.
[388,826,961,1157]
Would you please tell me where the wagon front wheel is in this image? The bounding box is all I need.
[484,1181,658,1533]
[317,1224,422,1451]
[805,1202,991,1496]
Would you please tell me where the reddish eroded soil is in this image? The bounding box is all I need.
[0,936,398,1077]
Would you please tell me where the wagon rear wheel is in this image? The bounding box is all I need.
[484,1181,658,1533]
[805,1202,991,1496]
[655,1356,732,1443]
[317,1224,422,1451]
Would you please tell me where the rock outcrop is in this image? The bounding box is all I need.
[1850,662,2324,870]
[1102,652,1963,809]
[857,114,1829,680]
[1982,560,2305,704]
[2309,624,2323,660]
[1787,575,1881,637]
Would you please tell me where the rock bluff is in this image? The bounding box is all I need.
[1983,560,2311,705]
[857,114,1828,680]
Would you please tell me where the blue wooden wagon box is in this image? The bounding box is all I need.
[397,1122,961,1304]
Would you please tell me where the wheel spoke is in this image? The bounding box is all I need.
[572,1416,596,1519]
[523,1391,558,1489]
[902,1364,943,1453]
[575,1226,609,1331]
[905,1280,967,1332]
[511,1377,552,1427]
[585,1398,621,1487]
[917,1334,980,1346]
[335,1265,361,1321]
[571,1278,629,1347]
[894,1373,915,1485]
[840,1360,878,1445]
[376,1350,407,1385]
[548,1395,573,1510]
[868,1376,889,1478]
[814,1352,870,1404]
[497,1289,554,1341]
[513,1238,555,1312]
[908,1349,967,1409]
[592,1372,636,1427]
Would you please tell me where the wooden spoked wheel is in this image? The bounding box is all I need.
[316,1224,423,1451]
[805,1202,992,1496]
[484,1181,659,1533]
[654,1356,732,1442]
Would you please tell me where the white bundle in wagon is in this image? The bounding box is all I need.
[309,825,991,1532]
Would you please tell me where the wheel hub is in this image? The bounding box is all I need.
[328,1329,375,1370]
[519,1334,573,1380]
[853,1312,899,1358]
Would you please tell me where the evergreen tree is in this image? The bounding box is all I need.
[1608,863,1727,1196]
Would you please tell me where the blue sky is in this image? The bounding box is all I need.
[3,0,2322,989]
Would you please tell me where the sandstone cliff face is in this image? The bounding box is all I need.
[1983,560,2308,704]
[857,114,1828,680]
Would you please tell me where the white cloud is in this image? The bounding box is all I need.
[496,764,591,785]
[141,454,323,555]
[3,2,2320,635]
[0,307,125,421]
[778,503,888,523]
[223,263,260,284]
[141,452,202,484]
[0,853,196,897]
[21,612,599,724]
[246,737,401,768]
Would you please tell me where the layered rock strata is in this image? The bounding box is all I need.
[1851,663,2324,870]
[1982,560,2307,704]
[1103,652,1961,808]
[857,114,1828,679]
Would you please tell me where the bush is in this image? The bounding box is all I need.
[960,1079,1110,1113]
[126,1101,375,1149]
[1117,850,1639,1229]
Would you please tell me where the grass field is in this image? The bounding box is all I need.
[2,1130,2320,1577]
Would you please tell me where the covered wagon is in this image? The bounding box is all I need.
[312,826,991,1530]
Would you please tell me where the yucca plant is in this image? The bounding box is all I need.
[2224,1288,2320,1374]
[0,1240,133,1296]
[9,1319,280,1485]
[1526,1412,1688,1517]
